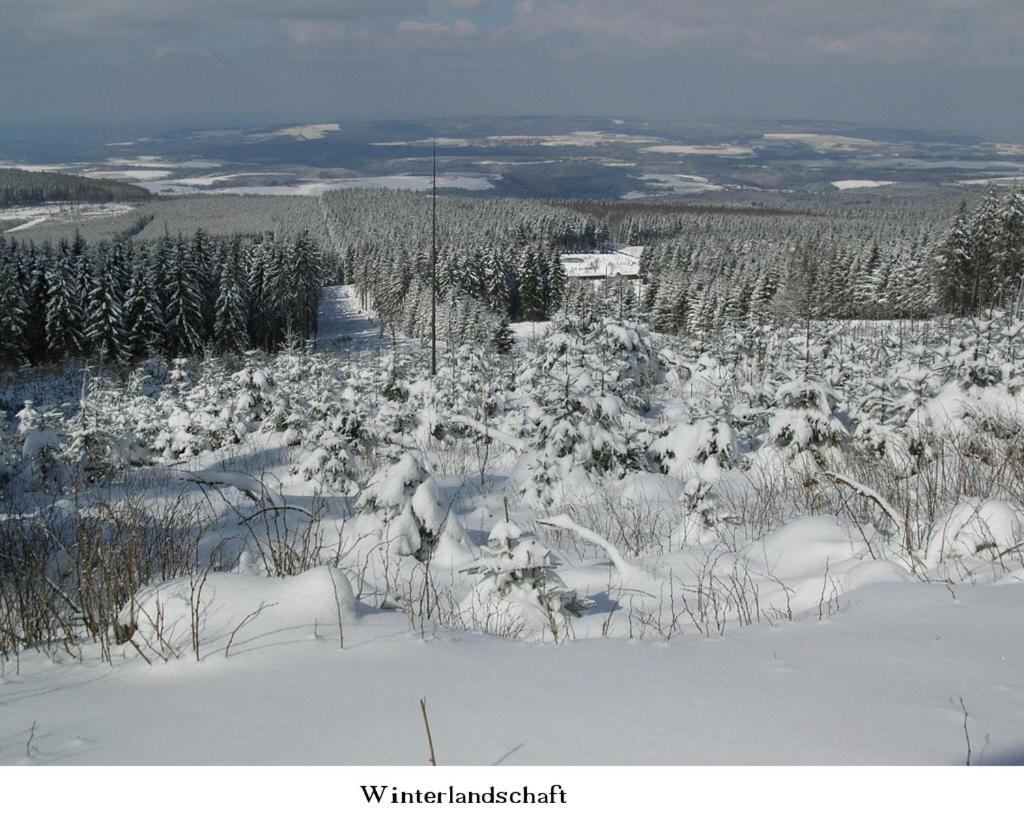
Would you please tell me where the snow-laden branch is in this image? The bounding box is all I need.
[537,514,639,579]
[182,469,286,509]
[449,415,526,451]
[820,470,902,529]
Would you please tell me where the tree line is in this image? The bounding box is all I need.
[0,168,152,208]
[615,188,1024,339]
[321,190,605,351]
[0,229,326,367]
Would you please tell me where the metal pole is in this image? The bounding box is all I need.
[431,140,438,376]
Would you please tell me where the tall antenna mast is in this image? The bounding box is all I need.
[431,139,438,376]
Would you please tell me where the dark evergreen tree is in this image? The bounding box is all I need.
[519,247,543,322]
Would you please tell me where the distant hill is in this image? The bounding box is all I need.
[0,167,153,208]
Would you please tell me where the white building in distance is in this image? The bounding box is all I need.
[561,246,644,280]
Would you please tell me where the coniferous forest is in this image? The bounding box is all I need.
[0,229,325,366]
[0,167,152,208]
[8,185,1020,373]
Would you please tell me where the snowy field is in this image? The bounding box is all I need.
[137,173,498,197]
[623,174,724,199]
[831,179,897,190]
[3,290,1024,765]
[762,133,892,152]
[3,578,1020,764]
[640,144,755,156]
[561,246,643,279]
[1,202,135,233]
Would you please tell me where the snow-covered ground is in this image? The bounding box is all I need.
[80,168,173,182]
[251,123,340,141]
[762,133,891,152]
[316,284,393,350]
[3,578,1021,765]
[831,179,897,190]
[957,176,1024,187]
[373,138,473,148]
[1,202,135,233]
[137,173,498,197]
[4,293,1024,765]
[623,174,723,199]
[561,246,643,279]
[640,144,754,157]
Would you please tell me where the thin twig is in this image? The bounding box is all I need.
[959,696,972,766]
[237,504,316,526]
[420,697,437,766]
[330,574,345,650]
[225,601,277,658]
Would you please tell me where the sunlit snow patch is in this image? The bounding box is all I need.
[641,144,754,157]
[119,566,358,657]
[831,179,896,190]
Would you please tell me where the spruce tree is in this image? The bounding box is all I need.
[0,259,28,366]
[122,246,160,359]
[215,251,250,353]
[45,252,84,359]
[519,247,543,322]
[165,235,204,356]
[546,250,567,316]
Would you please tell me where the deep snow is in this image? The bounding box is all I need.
[2,580,1021,765]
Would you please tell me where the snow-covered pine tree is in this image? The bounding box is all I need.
[122,244,162,360]
[0,258,28,366]
[44,250,84,359]
[764,376,848,471]
[164,235,204,356]
[286,230,323,341]
[356,452,451,562]
[675,478,738,545]
[461,518,587,639]
[518,247,544,322]
[189,228,218,341]
[215,243,250,353]
[244,236,269,349]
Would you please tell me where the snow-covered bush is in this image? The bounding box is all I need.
[651,406,738,481]
[13,400,64,487]
[515,318,648,506]
[357,452,459,562]
[675,478,738,545]
[923,499,1024,569]
[287,373,366,494]
[461,519,587,638]
[763,377,848,470]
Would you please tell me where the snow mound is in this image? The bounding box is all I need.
[924,499,1024,568]
[737,517,911,616]
[746,516,867,579]
[119,567,357,657]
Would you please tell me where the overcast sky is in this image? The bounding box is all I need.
[3,0,1023,137]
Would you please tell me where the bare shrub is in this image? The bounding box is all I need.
[0,486,216,663]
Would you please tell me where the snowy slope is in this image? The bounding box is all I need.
[1,580,1021,765]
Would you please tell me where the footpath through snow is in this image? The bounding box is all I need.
[316,284,382,351]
